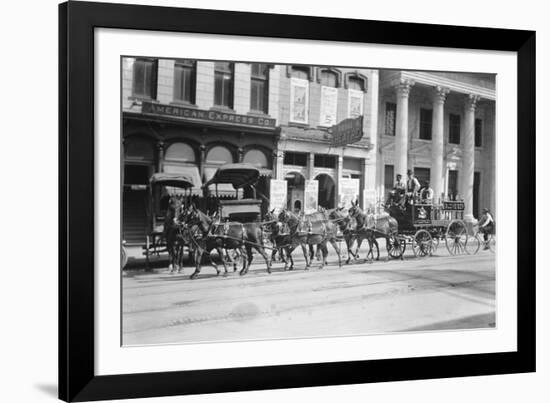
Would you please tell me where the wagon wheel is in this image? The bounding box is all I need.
[465,233,481,255]
[445,220,468,255]
[366,239,380,261]
[387,234,405,259]
[412,229,434,257]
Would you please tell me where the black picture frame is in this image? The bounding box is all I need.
[59,1,536,401]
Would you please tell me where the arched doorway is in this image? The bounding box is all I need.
[285,171,305,213]
[315,173,336,209]
[243,148,272,215]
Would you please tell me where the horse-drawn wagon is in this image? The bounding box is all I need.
[143,172,195,268]
[385,199,481,258]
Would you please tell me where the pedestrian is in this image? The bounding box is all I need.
[478,208,495,249]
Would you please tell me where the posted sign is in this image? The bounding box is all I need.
[304,180,319,214]
[269,179,287,213]
[339,178,360,208]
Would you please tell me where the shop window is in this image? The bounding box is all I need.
[132,58,157,99]
[449,113,461,144]
[419,108,433,140]
[314,154,336,168]
[385,102,396,136]
[243,149,270,169]
[250,63,269,114]
[173,60,196,104]
[206,145,233,164]
[164,142,196,162]
[214,62,234,108]
[283,152,307,166]
[475,118,483,147]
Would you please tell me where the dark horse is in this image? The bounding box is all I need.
[348,200,403,261]
[327,207,369,264]
[278,209,342,269]
[264,209,309,271]
[163,196,186,273]
[184,204,271,279]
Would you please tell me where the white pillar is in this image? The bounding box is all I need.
[461,94,481,220]
[307,152,315,180]
[395,79,414,178]
[275,150,285,180]
[431,86,450,205]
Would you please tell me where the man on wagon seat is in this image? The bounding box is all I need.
[419,180,434,204]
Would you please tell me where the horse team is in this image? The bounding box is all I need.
[163,197,399,279]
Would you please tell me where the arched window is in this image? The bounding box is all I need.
[320,70,338,87]
[287,65,313,81]
[348,76,365,91]
[243,149,270,168]
[164,142,196,162]
[124,138,154,162]
[206,145,233,164]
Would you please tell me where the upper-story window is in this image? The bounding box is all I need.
[385,102,397,136]
[132,58,157,99]
[214,62,234,108]
[475,118,483,147]
[419,108,433,140]
[173,60,196,104]
[250,63,269,114]
[319,70,339,127]
[449,113,461,144]
[290,66,310,124]
[348,77,365,118]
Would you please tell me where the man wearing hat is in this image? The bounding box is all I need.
[478,208,495,249]
[420,180,434,203]
[406,169,421,198]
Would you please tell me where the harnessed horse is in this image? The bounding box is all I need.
[278,209,342,269]
[183,204,271,279]
[348,201,401,261]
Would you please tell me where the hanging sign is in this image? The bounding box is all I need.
[339,178,360,208]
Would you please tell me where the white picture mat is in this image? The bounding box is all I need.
[95,28,517,376]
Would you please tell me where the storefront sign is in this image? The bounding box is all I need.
[320,86,338,127]
[269,179,287,213]
[141,101,276,128]
[443,201,465,211]
[339,178,360,208]
[304,179,318,214]
[329,115,364,146]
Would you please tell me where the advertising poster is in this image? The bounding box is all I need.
[290,77,309,123]
[269,179,288,213]
[304,179,319,213]
[320,86,338,126]
[339,178,360,208]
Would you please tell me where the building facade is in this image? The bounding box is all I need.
[121,57,496,244]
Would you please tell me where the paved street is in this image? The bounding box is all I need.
[123,249,495,346]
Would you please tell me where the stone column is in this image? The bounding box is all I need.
[395,79,414,178]
[336,155,344,207]
[431,86,450,205]
[275,150,285,180]
[155,141,164,173]
[461,94,481,220]
[199,144,206,179]
[307,152,315,180]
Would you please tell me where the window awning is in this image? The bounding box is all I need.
[157,165,203,196]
